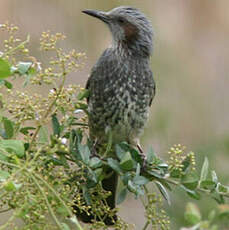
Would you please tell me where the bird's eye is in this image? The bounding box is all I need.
[117,18,125,24]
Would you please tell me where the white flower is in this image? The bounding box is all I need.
[74,109,83,114]
[49,89,56,94]
[61,138,67,145]
[37,62,42,72]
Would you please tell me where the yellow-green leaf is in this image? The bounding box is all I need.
[0,58,11,79]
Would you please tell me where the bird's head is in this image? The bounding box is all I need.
[82,6,153,57]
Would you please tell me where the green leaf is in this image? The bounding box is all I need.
[146,146,156,163]
[170,168,181,178]
[60,223,71,230]
[0,139,25,157]
[120,152,134,170]
[3,117,14,139]
[200,180,216,190]
[181,171,199,190]
[136,163,140,176]
[184,202,201,225]
[4,181,16,191]
[217,183,228,193]
[212,190,225,204]
[133,175,149,186]
[148,169,164,178]
[0,170,10,181]
[127,180,144,197]
[107,158,122,174]
[17,62,32,75]
[117,188,127,205]
[0,58,11,79]
[127,180,137,193]
[4,181,22,191]
[0,151,8,161]
[77,89,90,100]
[4,80,12,89]
[157,179,172,191]
[28,66,36,75]
[78,144,90,164]
[218,204,229,220]
[155,181,171,205]
[181,185,201,200]
[20,126,36,135]
[56,205,69,217]
[121,172,132,185]
[83,186,91,205]
[115,144,126,160]
[158,163,168,169]
[52,114,61,136]
[117,142,142,163]
[200,157,209,182]
[95,168,103,180]
[38,126,49,144]
[89,157,102,168]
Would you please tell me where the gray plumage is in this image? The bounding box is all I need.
[81,6,155,225]
[84,6,155,146]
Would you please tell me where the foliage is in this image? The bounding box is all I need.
[181,202,229,230]
[0,23,228,230]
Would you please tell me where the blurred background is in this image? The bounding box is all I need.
[1,0,229,229]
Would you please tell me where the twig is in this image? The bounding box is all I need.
[164,177,229,198]
[28,50,67,151]
[3,34,30,57]
[30,174,64,230]
[142,221,150,230]
[32,172,84,230]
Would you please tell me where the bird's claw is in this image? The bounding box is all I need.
[91,140,99,157]
[137,144,148,170]
[140,153,148,170]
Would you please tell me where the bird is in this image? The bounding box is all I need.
[80,6,156,225]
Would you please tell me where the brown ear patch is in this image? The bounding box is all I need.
[123,23,139,42]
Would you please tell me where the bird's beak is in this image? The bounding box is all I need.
[82,9,109,23]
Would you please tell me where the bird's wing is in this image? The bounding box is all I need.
[85,74,91,103]
[85,48,115,104]
[149,70,156,107]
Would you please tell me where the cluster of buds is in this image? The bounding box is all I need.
[31,31,85,85]
[167,144,196,173]
[145,193,170,230]
[48,84,80,114]
[167,144,187,172]
[6,90,49,125]
[187,151,196,171]
[0,22,30,62]
[0,22,19,34]
[40,31,66,51]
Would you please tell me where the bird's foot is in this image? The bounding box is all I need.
[91,139,100,157]
[137,144,147,170]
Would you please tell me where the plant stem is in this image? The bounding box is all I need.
[28,51,67,151]
[142,221,150,230]
[0,208,17,230]
[30,174,64,230]
[164,177,229,198]
[0,159,20,168]
[3,34,30,57]
[32,172,84,230]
